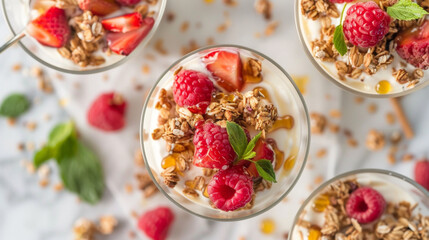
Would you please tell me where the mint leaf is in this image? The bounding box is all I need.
[242,151,256,160]
[48,121,75,148]
[34,146,53,168]
[0,93,30,118]
[255,159,277,183]
[226,122,248,160]
[59,140,104,204]
[387,0,428,20]
[334,25,348,56]
[243,132,261,158]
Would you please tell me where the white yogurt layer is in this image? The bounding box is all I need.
[299,2,425,95]
[291,174,418,240]
[148,49,302,209]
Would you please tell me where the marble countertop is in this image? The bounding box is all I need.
[1,0,428,239]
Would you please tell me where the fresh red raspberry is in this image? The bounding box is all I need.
[343,1,391,48]
[329,0,353,3]
[414,159,429,191]
[346,187,386,224]
[193,122,236,169]
[87,92,127,131]
[207,166,254,211]
[396,20,429,69]
[116,0,140,6]
[173,70,214,114]
[138,206,174,240]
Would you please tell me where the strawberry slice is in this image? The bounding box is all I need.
[246,139,274,177]
[106,17,154,56]
[102,12,143,33]
[202,50,244,92]
[26,7,71,48]
[396,20,429,69]
[77,0,119,16]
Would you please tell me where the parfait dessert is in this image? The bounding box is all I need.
[298,0,429,95]
[141,46,309,218]
[290,171,429,240]
[26,0,161,68]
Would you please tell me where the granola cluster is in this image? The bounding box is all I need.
[302,0,426,88]
[73,216,118,240]
[296,179,429,240]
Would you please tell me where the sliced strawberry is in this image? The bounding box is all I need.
[26,7,70,48]
[106,17,154,55]
[396,20,429,69]
[246,139,274,177]
[102,12,143,33]
[202,50,244,92]
[77,0,119,16]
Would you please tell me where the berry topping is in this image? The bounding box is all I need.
[77,0,120,16]
[414,159,429,191]
[396,20,429,69]
[173,70,214,114]
[87,92,127,131]
[246,139,275,177]
[101,12,143,33]
[202,50,244,92]
[106,17,154,55]
[116,0,141,6]
[346,187,386,224]
[207,166,254,211]
[329,0,353,3]
[193,122,236,169]
[26,7,71,48]
[138,206,174,240]
[343,1,391,48]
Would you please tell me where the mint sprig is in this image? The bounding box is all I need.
[0,93,30,118]
[387,0,428,20]
[333,4,348,56]
[33,121,105,204]
[226,122,276,182]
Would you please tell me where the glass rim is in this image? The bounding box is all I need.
[288,168,429,240]
[1,0,167,75]
[139,44,311,221]
[294,0,429,98]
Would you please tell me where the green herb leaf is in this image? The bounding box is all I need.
[333,25,348,56]
[226,122,248,160]
[59,140,104,204]
[0,93,30,118]
[48,121,75,148]
[387,0,428,20]
[243,132,261,158]
[34,146,53,168]
[242,151,256,160]
[255,159,277,183]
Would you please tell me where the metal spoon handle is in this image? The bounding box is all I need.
[0,31,26,54]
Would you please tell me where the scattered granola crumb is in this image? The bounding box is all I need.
[402,153,414,162]
[17,142,25,152]
[329,109,341,118]
[129,231,136,239]
[316,148,327,158]
[367,103,377,114]
[131,211,138,219]
[134,149,144,167]
[73,218,95,240]
[7,118,16,126]
[21,160,36,174]
[141,64,150,74]
[136,173,158,197]
[180,21,189,32]
[26,121,37,131]
[53,183,64,191]
[26,142,35,151]
[37,165,51,179]
[329,123,340,133]
[385,112,396,125]
[43,114,52,121]
[206,37,215,45]
[154,39,168,55]
[223,0,237,6]
[125,183,133,194]
[347,138,358,147]
[255,0,272,20]
[12,63,22,72]
[254,32,262,38]
[310,112,327,134]
[366,129,385,151]
[59,98,68,107]
[39,178,49,188]
[388,146,397,165]
[98,216,117,235]
[354,96,364,104]
[264,21,279,36]
[314,175,324,185]
[390,131,402,145]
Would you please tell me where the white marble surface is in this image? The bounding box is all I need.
[1,0,428,240]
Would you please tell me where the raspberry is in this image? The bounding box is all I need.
[193,122,236,169]
[116,0,140,6]
[138,206,174,240]
[173,70,214,114]
[414,159,429,191]
[346,187,386,224]
[343,1,391,48]
[396,20,429,69]
[87,92,127,131]
[329,0,353,3]
[207,166,254,211]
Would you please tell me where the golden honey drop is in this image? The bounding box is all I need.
[269,115,294,133]
[292,75,309,95]
[312,194,330,212]
[308,228,321,240]
[203,186,209,198]
[260,218,276,234]
[375,80,392,94]
[283,155,296,172]
[161,153,178,169]
[253,87,271,101]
